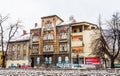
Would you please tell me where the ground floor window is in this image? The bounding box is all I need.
[73,58,78,64]
[44,57,52,64]
[36,57,40,65]
[58,56,69,64]
[49,57,52,64]
[65,56,69,64]
[58,57,62,64]
[73,58,84,64]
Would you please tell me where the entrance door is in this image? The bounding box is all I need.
[31,57,34,67]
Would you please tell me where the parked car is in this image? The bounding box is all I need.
[8,64,17,69]
[21,65,32,69]
[8,65,17,69]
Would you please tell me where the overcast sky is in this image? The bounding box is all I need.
[0,0,120,32]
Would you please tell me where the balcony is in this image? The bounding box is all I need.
[72,40,83,47]
[43,40,54,44]
[72,32,83,36]
[59,39,67,42]
[31,51,39,55]
[42,50,54,55]
[43,27,53,31]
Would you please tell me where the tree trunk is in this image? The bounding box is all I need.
[110,58,114,68]
[104,59,107,68]
[2,55,6,68]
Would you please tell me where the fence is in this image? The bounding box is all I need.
[0,68,120,76]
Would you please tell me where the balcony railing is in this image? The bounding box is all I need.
[72,32,83,36]
[43,27,53,31]
[72,40,83,46]
[43,50,54,53]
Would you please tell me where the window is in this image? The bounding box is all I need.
[43,45,53,52]
[36,57,40,65]
[45,23,53,30]
[32,36,39,42]
[8,46,12,51]
[60,43,67,51]
[17,55,20,60]
[79,26,82,32]
[65,56,69,64]
[23,54,27,60]
[43,34,54,40]
[45,57,48,64]
[23,44,26,51]
[60,32,67,39]
[73,58,78,64]
[73,58,84,64]
[73,29,77,33]
[32,45,39,54]
[44,57,52,64]
[17,44,20,51]
[58,57,62,64]
[49,57,52,64]
[12,45,16,51]
[79,58,84,64]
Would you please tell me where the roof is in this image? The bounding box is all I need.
[10,33,30,42]
[58,21,97,27]
[71,21,97,26]
[41,15,64,22]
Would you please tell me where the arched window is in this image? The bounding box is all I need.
[65,56,69,64]
[45,57,48,64]
[49,57,52,64]
[36,57,40,65]
[58,57,62,64]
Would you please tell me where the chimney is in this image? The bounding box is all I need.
[35,23,38,27]
[23,30,27,35]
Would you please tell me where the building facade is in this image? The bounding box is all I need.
[30,15,99,67]
[30,15,70,67]
[7,31,30,67]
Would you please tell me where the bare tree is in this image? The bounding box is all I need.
[92,12,120,68]
[0,15,21,68]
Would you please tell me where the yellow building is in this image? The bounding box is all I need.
[7,30,30,67]
[0,51,2,66]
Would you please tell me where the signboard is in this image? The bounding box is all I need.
[85,57,100,64]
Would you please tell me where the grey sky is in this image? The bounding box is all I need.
[0,0,120,32]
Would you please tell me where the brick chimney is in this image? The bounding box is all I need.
[23,30,27,35]
[35,23,38,27]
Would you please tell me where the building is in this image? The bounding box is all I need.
[30,15,70,67]
[71,22,98,65]
[0,51,2,66]
[7,30,30,67]
[30,15,99,67]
